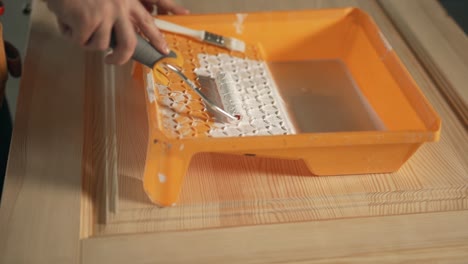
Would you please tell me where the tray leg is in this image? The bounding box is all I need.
[143,141,192,206]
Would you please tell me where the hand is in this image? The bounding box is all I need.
[46,0,189,65]
[141,0,189,15]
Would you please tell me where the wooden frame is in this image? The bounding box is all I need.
[1,1,467,263]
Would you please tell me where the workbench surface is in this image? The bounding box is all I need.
[1,1,467,263]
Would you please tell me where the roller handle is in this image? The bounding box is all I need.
[110,32,176,68]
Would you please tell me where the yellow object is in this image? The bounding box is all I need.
[136,8,441,206]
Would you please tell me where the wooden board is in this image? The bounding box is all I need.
[0,2,84,262]
[83,211,468,264]
[1,0,467,263]
[379,0,468,128]
[82,0,468,237]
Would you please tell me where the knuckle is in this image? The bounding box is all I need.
[115,4,127,16]
[78,13,98,29]
[143,14,154,25]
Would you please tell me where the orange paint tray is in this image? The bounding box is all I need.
[135,8,441,206]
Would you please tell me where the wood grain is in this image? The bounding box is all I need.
[81,52,121,238]
[379,0,468,128]
[1,0,467,263]
[82,211,468,264]
[81,0,468,237]
[0,2,83,263]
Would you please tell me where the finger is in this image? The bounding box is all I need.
[141,2,155,13]
[70,16,100,46]
[57,18,72,38]
[85,20,113,51]
[133,4,170,55]
[105,18,136,65]
[152,0,189,15]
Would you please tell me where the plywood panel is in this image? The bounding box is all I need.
[82,211,468,264]
[0,2,83,263]
[81,0,468,237]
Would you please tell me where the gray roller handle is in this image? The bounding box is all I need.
[110,32,177,68]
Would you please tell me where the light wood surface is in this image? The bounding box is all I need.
[83,211,468,264]
[0,2,83,263]
[1,0,467,263]
[380,0,468,128]
[83,0,468,236]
